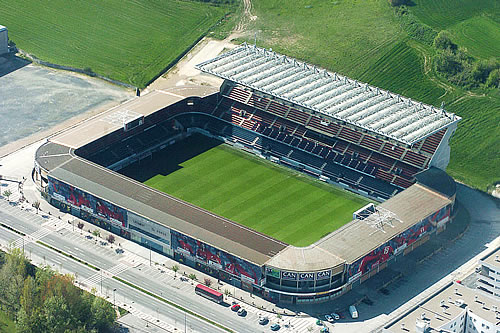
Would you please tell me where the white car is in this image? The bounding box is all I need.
[349,305,358,319]
[331,313,340,320]
[325,314,334,323]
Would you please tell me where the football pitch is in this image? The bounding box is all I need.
[120,134,370,247]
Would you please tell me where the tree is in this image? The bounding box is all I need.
[20,275,38,318]
[224,289,231,297]
[41,295,71,333]
[434,31,456,51]
[77,222,84,234]
[3,189,12,201]
[92,230,100,238]
[106,234,115,245]
[388,0,409,6]
[203,278,212,287]
[188,273,197,281]
[486,68,500,88]
[172,264,179,278]
[33,200,41,214]
[0,248,31,317]
[90,296,116,332]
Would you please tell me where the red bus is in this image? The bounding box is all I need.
[195,284,223,304]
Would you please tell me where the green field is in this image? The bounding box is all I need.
[243,0,500,191]
[0,0,229,87]
[120,135,370,247]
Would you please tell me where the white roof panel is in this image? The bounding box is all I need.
[196,44,461,145]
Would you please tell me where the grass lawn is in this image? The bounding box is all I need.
[0,310,15,333]
[0,0,229,88]
[120,134,369,247]
[242,0,500,191]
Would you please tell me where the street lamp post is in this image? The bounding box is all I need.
[100,270,103,294]
[144,240,152,266]
[113,288,116,308]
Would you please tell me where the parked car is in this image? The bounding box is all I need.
[237,308,247,316]
[331,312,340,320]
[270,323,280,331]
[259,317,269,325]
[230,304,240,312]
[349,305,359,319]
[325,314,334,323]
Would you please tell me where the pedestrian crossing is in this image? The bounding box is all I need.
[125,305,179,332]
[241,301,316,332]
[9,226,53,250]
[80,263,130,287]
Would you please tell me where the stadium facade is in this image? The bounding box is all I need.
[34,45,460,304]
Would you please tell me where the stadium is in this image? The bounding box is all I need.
[34,44,460,305]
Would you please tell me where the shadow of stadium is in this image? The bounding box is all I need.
[118,133,222,183]
[0,54,31,78]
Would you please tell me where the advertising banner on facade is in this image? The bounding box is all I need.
[266,267,280,279]
[280,271,297,281]
[346,210,442,281]
[48,177,127,228]
[127,211,171,247]
[298,272,315,281]
[171,230,261,284]
[316,270,331,280]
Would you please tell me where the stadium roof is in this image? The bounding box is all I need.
[48,151,287,266]
[316,184,451,264]
[51,87,216,149]
[266,184,451,270]
[196,44,461,145]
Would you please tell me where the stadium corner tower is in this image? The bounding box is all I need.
[35,44,460,305]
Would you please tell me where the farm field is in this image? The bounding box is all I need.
[448,16,500,60]
[120,134,370,247]
[0,0,228,88]
[246,0,500,191]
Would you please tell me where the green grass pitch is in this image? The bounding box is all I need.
[120,134,370,247]
[0,0,228,88]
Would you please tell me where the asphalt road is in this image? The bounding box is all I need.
[0,201,274,333]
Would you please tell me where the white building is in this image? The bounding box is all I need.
[384,282,500,333]
[477,247,500,299]
[0,25,8,55]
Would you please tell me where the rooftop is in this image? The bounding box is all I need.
[316,184,451,264]
[385,282,500,332]
[265,184,451,271]
[196,44,461,146]
[51,87,216,149]
[482,247,500,269]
